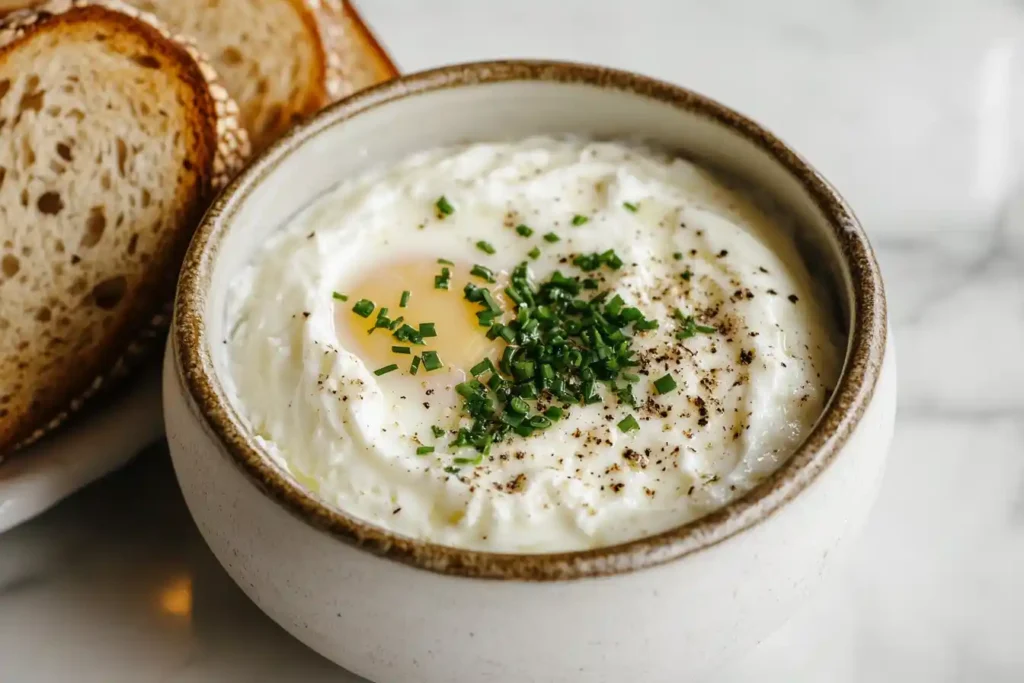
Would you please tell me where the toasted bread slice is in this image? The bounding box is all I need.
[129,0,397,152]
[0,0,249,453]
[321,1,399,96]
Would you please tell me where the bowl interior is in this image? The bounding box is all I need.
[178,62,881,579]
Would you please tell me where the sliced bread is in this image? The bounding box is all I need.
[0,0,249,452]
[129,0,397,152]
[320,1,400,96]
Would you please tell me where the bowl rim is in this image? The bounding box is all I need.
[173,59,888,581]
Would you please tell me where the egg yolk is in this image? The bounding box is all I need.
[334,260,506,379]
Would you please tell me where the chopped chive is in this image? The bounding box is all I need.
[431,426,446,438]
[443,466,460,474]
[674,310,716,339]
[481,289,502,314]
[416,446,435,455]
[681,269,693,281]
[498,325,516,343]
[470,358,494,376]
[391,346,411,354]
[476,240,496,255]
[528,414,552,429]
[515,224,534,237]
[508,396,529,415]
[421,351,443,371]
[445,253,669,453]
[419,322,437,338]
[543,232,560,243]
[618,414,640,433]
[454,454,483,466]
[470,264,496,283]
[434,267,451,290]
[672,252,683,260]
[332,291,348,301]
[435,196,454,216]
[374,364,399,376]
[437,258,455,265]
[400,290,410,307]
[410,355,421,375]
[528,246,541,260]
[623,201,639,212]
[653,374,678,394]
[352,299,375,317]
[571,214,589,226]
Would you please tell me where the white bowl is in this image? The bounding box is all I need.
[163,61,896,683]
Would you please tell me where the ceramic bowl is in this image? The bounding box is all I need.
[163,60,896,683]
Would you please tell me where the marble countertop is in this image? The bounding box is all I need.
[3,0,1023,680]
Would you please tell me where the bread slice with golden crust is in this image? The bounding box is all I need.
[320,1,399,96]
[129,0,398,151]
[0,0,249,453]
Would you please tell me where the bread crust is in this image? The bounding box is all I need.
[0,0,249,454]
[313,0,398,100]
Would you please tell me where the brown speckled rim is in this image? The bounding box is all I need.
[174,60,887,581]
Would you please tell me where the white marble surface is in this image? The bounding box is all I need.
[3,0,1024,680]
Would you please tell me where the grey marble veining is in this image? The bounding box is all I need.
[2,0,1023,680]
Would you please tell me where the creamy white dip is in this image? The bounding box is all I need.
[223,138,842,553]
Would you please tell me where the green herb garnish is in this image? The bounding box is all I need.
[421,351,443,371]
[653,374,678,394]
[528,246,541,260]
[434,267,451,290]
[617,414,640,433]
[437,258,454,265]
[674,309,717,339]
[374,364,398,376]
[410,355,421,375]
[431,426,445,438]
[476,240,496,255]
[416,445,435,455]
[515,224,533,237]
[332,291,348,301]
[543,232,560,243]
[400,290,410,307]
[391,346,411,354]
[432,260,667,456]
[571,214,589,226]
[623,202,639,212]
[470,358,494,376]
[470,264,496,283]
[419,322,437,338]
[352,299,375,317]
[435,196,454,216]
[572,249,623,272]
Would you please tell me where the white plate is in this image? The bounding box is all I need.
[0,367,164,534]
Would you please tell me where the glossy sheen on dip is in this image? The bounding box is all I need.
[222,138,843,553]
